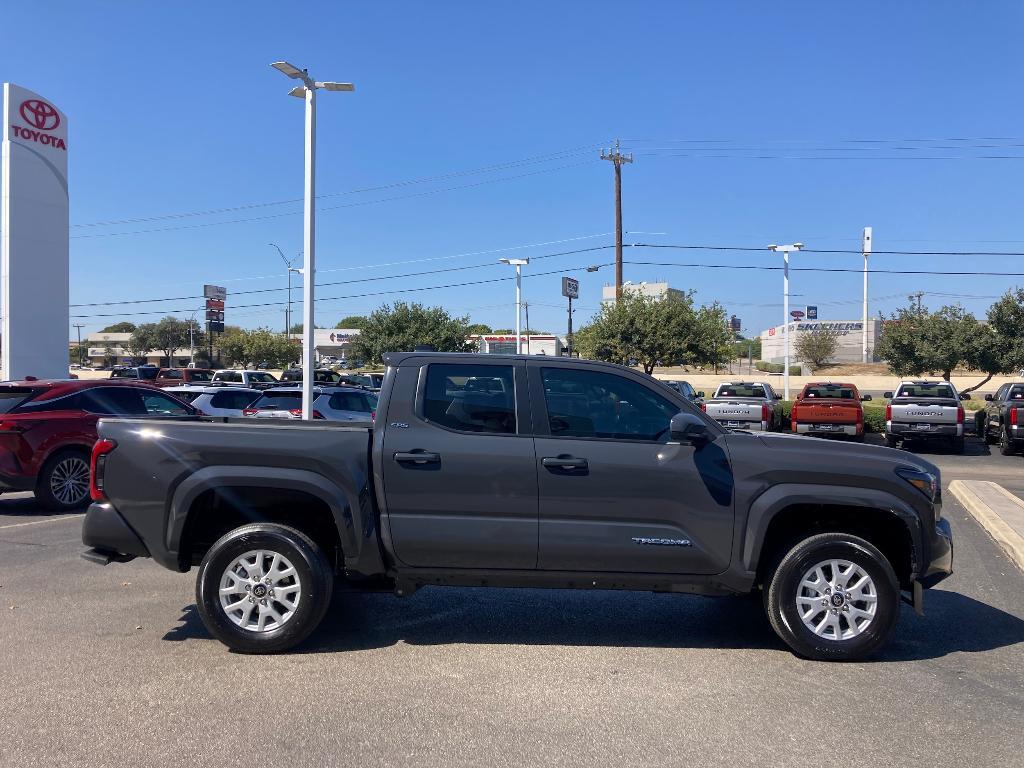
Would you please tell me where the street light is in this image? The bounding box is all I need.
[767,243,804,400]
[269,243,301,336]
[271,61,354,419]
[499,258,529,353]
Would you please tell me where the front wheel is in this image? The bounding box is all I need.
[196,523,334,653]
[764,532,900,661]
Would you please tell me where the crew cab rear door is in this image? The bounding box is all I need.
[380,359,538,569]
[528,362,734,575]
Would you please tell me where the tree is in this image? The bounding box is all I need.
[730,335,761,362]
[100,321,136,333]
[336,315,368,329]
[987,288,1024,374]
[466,323,493,335]
[574,291,724,374]
[125,326,155,362]
[149,316,191,364]
[795,327,842,368]
[243,328,298,368]
[217,328,248,367]
[349,302,474,364]
[875,299,995,386]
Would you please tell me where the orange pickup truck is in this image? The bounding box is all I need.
[791,382,872,440]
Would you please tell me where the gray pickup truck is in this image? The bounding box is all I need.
[702,382,784,432]
[883,380,969,453]
[82,353,953,661]
[981,382,1024,455]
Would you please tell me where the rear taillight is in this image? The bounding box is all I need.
[242,408,259,416]
[957,406,964,424]
[289,408,303,417]
[761,404,769,422]
[194,408,207,416]
[1012,408,1019,426]
[790,404,798,430]
[370,410,376,422]
[312,410,325,420]
[90,439,117,502]
[700,403,706,412]
[885,404,892,421]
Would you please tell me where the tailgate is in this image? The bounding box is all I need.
[705,401,762,423]
[796,401,859,423]
[889,401,959,424]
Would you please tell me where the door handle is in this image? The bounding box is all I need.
[542,456,588,470]
[394,451,441,465]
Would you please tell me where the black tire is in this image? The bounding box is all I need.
[884,434,898,449]
[999,428,1017,456]
[983,426,996,445]
[951,436,965,454]
[34,449,91,511]
[195,523,334,653]
[763,532,900,661]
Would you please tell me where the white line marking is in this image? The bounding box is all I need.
[0,514,85,530]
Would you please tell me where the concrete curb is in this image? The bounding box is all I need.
[948,480,1024,573]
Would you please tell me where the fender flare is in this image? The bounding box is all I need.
[166,465,362,567]
[741,483,922,575]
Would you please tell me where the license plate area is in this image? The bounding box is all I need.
[914,423,933,431]
[815,424,834,431]
[724,421,744,428]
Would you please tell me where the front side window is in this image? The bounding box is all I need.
[142,392,193,415]
[423,364,516,434]
[542,367,677,442]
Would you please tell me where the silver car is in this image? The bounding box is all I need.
[163,386,262,417]
[243,386,377,421]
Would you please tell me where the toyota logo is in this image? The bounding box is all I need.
[19,99,60,131]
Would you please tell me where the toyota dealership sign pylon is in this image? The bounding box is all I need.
[2,83,69,380]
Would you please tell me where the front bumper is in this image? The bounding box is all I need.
[81,502,150,563]
[918,517,953,588]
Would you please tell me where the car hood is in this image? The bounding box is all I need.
[749,431,939,476]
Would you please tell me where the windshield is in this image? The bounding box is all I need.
[896,383,956,399]
[801,385,856,400]
[717,385,766,398]
[187,370,213,381]
[251,392,301,409]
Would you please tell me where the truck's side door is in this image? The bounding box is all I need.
[381,359,538,569]
[529,362,734,575]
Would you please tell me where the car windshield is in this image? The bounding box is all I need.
[717,385,766,398]
[0,388,38,413]
[802,385,856,399]
[897,384,956,399]
[188,370,212,381]
[1009,385,1024,400]
[110,368,136,378]
[137,367,159,379]
[251,392,301,409]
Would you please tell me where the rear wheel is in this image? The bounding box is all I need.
[999,428,1017,456]
[884,434,898,449]
[35,449,91,511]
[196,523,334,653]
[951,436,965,454]
[763,532,900,661]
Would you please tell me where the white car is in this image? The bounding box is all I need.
[211,369,279,389]
[242,386,377,421]
[162,386,262,417]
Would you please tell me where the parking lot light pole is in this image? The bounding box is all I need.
[768,243,803,400]
[271,62,354,419]
[499,258,529,353]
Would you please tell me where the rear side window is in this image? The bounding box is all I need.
[80,387,146,415]
[186,370,212,382]
[137,367,159,380]
[249,372,277,383]
[141,392,193,415]
[423,364,516,434]
[211,391,259,409]
[0,388,38,413]
[160,369,184,380]
[110,368,136,379]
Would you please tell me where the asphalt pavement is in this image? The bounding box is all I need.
[1,442,1022,768]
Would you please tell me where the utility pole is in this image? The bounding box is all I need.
[567,296,574,357]
[912,291,925,315]
[523,301,531,355]
[73,324,85,367]
[601,140,633,300]
[862,226,872,363]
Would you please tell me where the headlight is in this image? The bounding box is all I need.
[896,467,939,503]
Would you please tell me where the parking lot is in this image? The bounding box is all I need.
[0,437,1021,768]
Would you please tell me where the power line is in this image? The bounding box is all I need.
[624,259,1024,276]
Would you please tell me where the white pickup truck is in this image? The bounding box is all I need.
[883,380,969,453]
[702,382,784,432]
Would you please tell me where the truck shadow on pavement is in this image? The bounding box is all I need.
[163,585,1024,662]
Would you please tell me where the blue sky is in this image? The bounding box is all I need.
[3,1,1023,338]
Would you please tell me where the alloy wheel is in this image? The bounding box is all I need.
[49,457,90,506]
[218,550,302,633]
[795,559,878,641]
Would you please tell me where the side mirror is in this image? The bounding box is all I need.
[984,394,993,401]
[670,411,712,447]
[696,391,705,399]
[861,394,872,401]
[959,392,972,401]
[883,391,893,399]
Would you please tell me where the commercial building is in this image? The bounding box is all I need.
[601,281,684,305]
[759,319,881,365]
[470,334,563,356]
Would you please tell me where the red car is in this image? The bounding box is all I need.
[0,379,196,511]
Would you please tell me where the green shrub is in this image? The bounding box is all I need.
[863,405,887,433]
[755,361,802,376]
